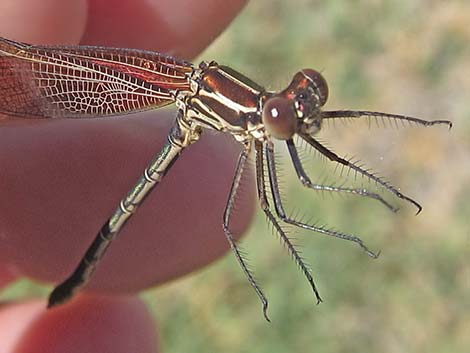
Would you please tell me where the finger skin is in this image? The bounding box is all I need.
[0,0,87,44]
[0,0,252,297]
[82,0,249,59]
[1,1,249,352]
[0,265,18,290]
[0,296,159,353]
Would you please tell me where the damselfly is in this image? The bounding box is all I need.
[0,37,451,320]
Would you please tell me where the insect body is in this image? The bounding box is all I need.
[0,37,451,320]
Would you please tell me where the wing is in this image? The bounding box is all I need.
[0,37,194,118]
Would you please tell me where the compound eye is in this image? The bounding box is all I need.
[301,68,329,106]
[262,96,297,140]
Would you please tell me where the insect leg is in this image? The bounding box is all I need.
[222,143,271,321]
[322,110,452,129]
[300,134,423,214]
[286,139,398,212]
[255,141,322,304]
[264,142,379,258]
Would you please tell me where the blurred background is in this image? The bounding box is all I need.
[147,1,469,352]
[3,0,469,352]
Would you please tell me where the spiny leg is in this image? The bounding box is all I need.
[48,112,195,308]
[255,141,322,304]
[322,110,453,129]
[286,138,398,212]
[300,134,423,214]
[223,143,270,322]
[316,112,451,211]
[264,141,379,258]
